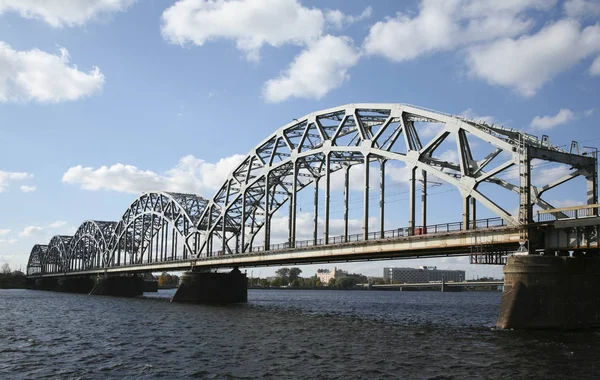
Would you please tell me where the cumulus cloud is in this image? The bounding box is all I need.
[19,185,36,193]
[460,108,495,124]
[263,35,360,103]
[0,43,104,103]
[0,170,33,192]
[0,0,135,28]
[325,7,372,29]
[591,56,600,76]
[466,20,600,96]
[363,0,549,62]
[161,0,325,61]
[0,229,9,236]
[62,154,245,195]
[0,238,17,245]
[564,0,600,18]
[530,109,575,129]
[19,220,66,237]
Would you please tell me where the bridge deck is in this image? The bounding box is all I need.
[30,225,521,278]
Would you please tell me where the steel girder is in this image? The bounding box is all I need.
[46,235,72,274]
[105,192,212,266]
[26,244,46,275]
[193,103,596,256]
[69,220,117,271]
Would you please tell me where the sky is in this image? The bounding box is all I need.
[0,0,599,279]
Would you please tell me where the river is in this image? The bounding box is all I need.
[1,289,598,379]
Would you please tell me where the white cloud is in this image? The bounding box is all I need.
[0,170,33,192]
[325,7,372,29]
[530,109,575,130]
[161,0,325,61]
[363,0,549,62]
[19,220,66,237]
[19,185,36,193]
[0,229,9,236]
[591,56,600,76]
[0,238,17,245]
[0,0,135,28]
[263,35,360,103]
[0,43,104,103]
[564,0,600,18]
[551,199,584,208]
[62,154,245,195]
[466,20,600,96]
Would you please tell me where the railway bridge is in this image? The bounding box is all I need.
[26,104,600,329]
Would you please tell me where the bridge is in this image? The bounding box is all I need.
[25,103,600,329]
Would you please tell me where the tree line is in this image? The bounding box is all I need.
[247,267,369,289]
[0,263,27,289]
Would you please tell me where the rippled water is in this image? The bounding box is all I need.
[1,288,599,379]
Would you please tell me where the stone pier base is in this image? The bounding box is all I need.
[497,255,600,329]
[171,268,247,303]
[89,275,144,297]
[57,276,95,294]
[34,277,58,291]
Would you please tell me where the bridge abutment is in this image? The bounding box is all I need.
[89,275,145,297]
[33,277,58,291]
[171,268,247,303]
[497,255,600,329]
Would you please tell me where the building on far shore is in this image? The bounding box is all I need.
[316,267,347,285]
[383,266,465,284]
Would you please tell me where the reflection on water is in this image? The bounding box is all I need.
[0,289,598,379]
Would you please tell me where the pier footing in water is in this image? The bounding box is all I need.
[57,276,95,293]
[89,275,144,297]
[497,255,600,329]
[171,268,247,303]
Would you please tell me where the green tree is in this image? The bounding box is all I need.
[288,267,302,282]
[1,263,10,275]
[271,277,283,287]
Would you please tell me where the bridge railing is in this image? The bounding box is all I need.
[250,217,506,253]
[537,204,600,222]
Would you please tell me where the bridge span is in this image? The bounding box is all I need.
[25,103,600,330]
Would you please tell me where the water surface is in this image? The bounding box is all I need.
[1,289,598,379]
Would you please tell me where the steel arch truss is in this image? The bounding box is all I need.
[195,103,597,256]
[46,235,72,274]
[69,220,117,271]
[27,244,46,275]
[106,192,210,266]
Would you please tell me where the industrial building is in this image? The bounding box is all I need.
[383,266,465,284]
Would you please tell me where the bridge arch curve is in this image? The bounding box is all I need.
[195,103,574,256]
[46,235,72,274]
[106,192,209,266]
[69,220,117,271]
[26,244,47,276]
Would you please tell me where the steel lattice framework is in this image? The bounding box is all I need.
[27,104,598,276]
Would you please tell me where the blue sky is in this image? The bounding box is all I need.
[0,0,599,278]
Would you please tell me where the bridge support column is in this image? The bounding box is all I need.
[171,268,247,303]
[57,276,95,293]
[89,275,144,297]
[497,255,600,329]
[33,277,58,291]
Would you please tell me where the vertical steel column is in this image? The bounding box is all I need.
[240,190,246,253]
[471,197,477,229]
[290,160,298,248]
[324,153,331,245]
[343,165,350,242]
[264,174,271,251]
[421,169,427,234]
[463,195,471,230]
[586,156,598,215]
[148,215,154,263]
[364,155,370,240]
[313,176,319,245]
[408,166,416,235]
[380,160,386,238]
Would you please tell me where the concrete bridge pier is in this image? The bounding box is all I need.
[33,277,58,291]
[497,255,600,329]
[171,268,247,303]
[89,275,145,297]
[57,276,95,294]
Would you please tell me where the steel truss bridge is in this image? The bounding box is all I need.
[27,104,598,278]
